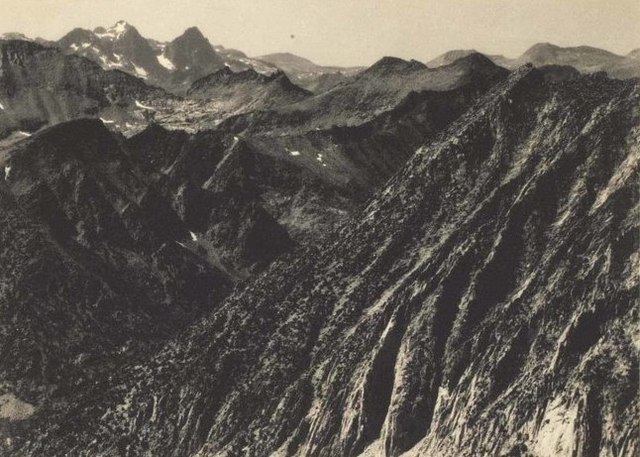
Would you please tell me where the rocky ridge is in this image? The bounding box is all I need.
[4,66,637,457]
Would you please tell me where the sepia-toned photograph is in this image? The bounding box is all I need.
[0,1,638,456]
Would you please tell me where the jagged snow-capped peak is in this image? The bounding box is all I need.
[94,20,132,40]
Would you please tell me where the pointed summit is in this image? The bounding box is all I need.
[164,26,224,77]
[181,26,206,40]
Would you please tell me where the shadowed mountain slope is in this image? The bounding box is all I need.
[217,53,509,135]
[0,120,233,432]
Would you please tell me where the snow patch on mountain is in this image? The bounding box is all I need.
[157,53,176,70]
[132,63,148,79]
[135,100,155,110]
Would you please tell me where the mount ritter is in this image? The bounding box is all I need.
[0,16,638,457]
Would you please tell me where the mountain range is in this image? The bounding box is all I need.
[427,43,640,79]
[3,22,638,97]
[0,19,638,457]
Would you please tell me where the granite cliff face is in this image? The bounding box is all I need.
[3,64,637,457]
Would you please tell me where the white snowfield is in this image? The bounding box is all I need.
[0,102,4,110]
[132,63,148,79]
[190,231,198,242]
[99,117,115,124]
[290,150,301,156]
[157,53,176,70]
[18,131,31,137]
[135,100,155,111]
[4,166,10,180]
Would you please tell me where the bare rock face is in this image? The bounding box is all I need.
[4,65,637,457]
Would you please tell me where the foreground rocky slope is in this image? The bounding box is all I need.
[6,65,637,457]
[0,120,233,442]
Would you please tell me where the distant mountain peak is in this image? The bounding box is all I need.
[261,52,314,63]
[164,25,224,77]
[451,51,498,68]
[0,32,33,42]
[628,48,640,60]
[528,42,559,50]
[93,20,135,40]
[173,26,210,46]
[364,56,427,76]
[181,26,206,39]
[427,49,479,67]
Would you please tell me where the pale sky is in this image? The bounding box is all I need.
[1,0,638,66]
